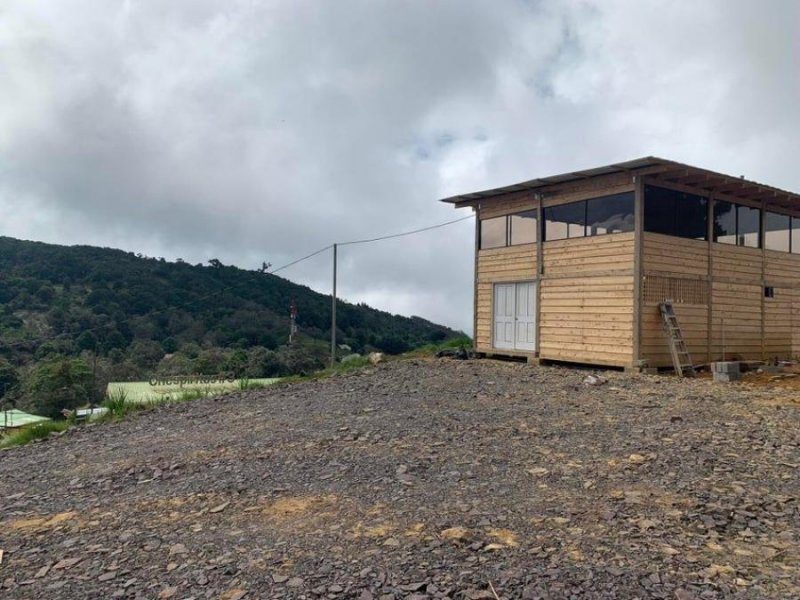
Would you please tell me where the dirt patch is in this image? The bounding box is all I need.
[5,511,77,531]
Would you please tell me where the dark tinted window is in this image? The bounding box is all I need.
[480,216,506,249]
[510,210,538,245]
[586,192,634,235]
[544,201,586,241]
[643,186,676,236]
[792,217,800,255]
[644,185,707,240]
[765,211,790,252]
[738,205,760,248]
[675,194,708,240]
[713,200,737,245]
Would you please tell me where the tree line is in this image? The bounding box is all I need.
[0,236,461,418]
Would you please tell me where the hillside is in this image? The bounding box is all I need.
[0,236,463,415]
[1,358,798,598]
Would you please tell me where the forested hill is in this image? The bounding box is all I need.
[0,236,462,413]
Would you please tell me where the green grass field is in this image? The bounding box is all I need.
[107,378,280,403]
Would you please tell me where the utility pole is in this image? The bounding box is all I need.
[289,298,298,344]
[331,243,337,368]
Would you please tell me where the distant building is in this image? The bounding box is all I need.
[1,409,51,433]
[442,157,800,369]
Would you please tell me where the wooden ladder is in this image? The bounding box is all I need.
[659,302,696,377]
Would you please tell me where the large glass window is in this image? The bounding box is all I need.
[713,200,761,248]
[738,205,760,248]
[765,211,791,252]
[480,216,506,249]
[510,210,538,245]
[544,201,586,241]
[644,185,708,240]
[480,209,539,249]
[792,218,800,255]
[713,200,737,245]
[675,194,709,240]
[643,186,675,237]
[586,192,634,236]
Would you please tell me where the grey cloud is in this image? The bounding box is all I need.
[1,0,798,334]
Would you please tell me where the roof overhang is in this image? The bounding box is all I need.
[440,156,800,214]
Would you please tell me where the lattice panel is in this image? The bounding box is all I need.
[643,276,709,305]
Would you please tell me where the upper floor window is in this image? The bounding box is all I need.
[545,201,586,241]
[586,192,634,235]
[765,211,790,252]
[713,200,761,248]
[479,216,506,249]
[543,191,635,242]
[764,211,800,254]
[479,209,538,249]
[510,210,538,245]
[644,185,708,240]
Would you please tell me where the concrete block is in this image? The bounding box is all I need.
[711,362,740,375]
[713,371,741,383]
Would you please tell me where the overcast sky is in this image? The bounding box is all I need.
[1,1,798,333]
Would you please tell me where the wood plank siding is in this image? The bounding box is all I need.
[640,233,800,367]
[539,234,635,366]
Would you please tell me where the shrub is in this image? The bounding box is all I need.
[0,420,70,449]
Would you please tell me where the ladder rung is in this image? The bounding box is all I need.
[659,302,694,378]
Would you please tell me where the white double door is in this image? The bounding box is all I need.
[493,282,537,351]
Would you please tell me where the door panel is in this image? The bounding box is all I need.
[515,282,537,351]
[493,282,537,352]
[493,284,515,349]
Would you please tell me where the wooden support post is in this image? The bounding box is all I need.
[536,192,544,356]
[633,175,644,366]
[761,198,766,361]
[707,192,714,364]
[473,206,480,348]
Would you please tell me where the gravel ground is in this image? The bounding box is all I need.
[1,358,799,600]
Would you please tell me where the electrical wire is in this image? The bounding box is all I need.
[337,214,473,246]
[268,244,333,275]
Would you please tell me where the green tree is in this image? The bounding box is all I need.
[25,358,93,418]
[77,331,98,352]
[127,340,165,370]
[0,359,19,400]
[161,337,178,354]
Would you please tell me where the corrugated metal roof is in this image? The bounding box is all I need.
[0,409,52,429]
[439,156,800,211]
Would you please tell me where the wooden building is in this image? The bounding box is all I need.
[442,157,800,369]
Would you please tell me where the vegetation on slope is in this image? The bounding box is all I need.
[0,235,463,418]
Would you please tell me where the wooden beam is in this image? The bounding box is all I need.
[761,197,766,362]
[643,176,763,210]
[536,192,544,356]
[707,191,714,364]
[473,206,479,345]
[711,181,752,194]
[633,175,644,366]
[660,173,727,188]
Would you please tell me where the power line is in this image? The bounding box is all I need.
[268,244,332,275]
[338,215,473,246]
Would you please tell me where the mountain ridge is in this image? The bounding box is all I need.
[0,235,463,416]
